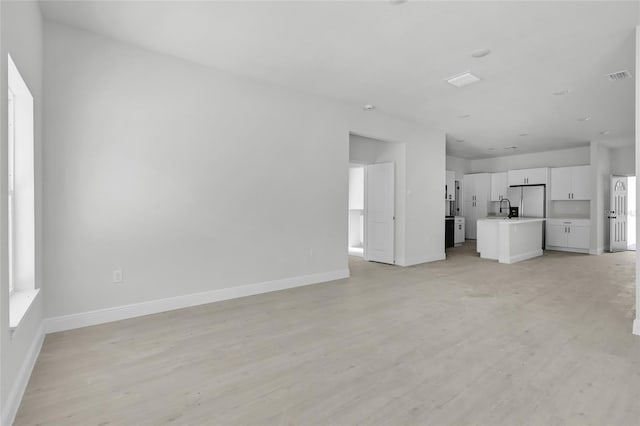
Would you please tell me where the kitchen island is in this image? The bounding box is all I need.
[477,218,545,264]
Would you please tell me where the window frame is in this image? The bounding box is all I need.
[7,86,16,296]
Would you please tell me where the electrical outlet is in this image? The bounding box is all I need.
[112,269,123,283]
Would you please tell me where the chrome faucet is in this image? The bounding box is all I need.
[499,198,513,218]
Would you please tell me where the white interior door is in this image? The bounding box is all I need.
[610,176,628,252]
[365,162,395,264]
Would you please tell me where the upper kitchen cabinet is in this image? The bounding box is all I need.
[550,165,591,200]
[490,172,508,201]
[463,173,491,202]
[446,170,455,201]
[507,167,549,186]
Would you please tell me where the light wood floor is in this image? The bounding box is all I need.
[16,243,640,425]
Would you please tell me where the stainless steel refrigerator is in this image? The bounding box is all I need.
[507,184,546,248]
[507,185,546,218]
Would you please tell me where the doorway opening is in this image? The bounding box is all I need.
[348,164,365,257]
[348,133,398,265]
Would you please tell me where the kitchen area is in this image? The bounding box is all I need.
[444,170,465,248]
[445,165,592,263]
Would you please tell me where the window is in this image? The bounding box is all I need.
[7,54,39,331]
[8,86,15,295]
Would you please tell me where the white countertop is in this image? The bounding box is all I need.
[478,217,546,225]
[546,217,590,221]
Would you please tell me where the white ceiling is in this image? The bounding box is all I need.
[40,1,639,159]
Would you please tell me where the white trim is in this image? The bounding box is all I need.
[547,246,590,255]
[398,252,446,266]
[502,249,543,264]
[2,323,45,426]
[10,288,41,331]
[589,247,605,255]
[45,269,350,334]
[348,247,364,257]
[633,318,640,336]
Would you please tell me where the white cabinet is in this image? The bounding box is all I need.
[550,167,571,201]
[454,216,465,244]
[463,173,491,239]
[463,199,488,240]
[507,167,548,186]
[446,170,455,201]
[463,173,491,202]
[567,225,590,249]
[546,218,590,253]
[546,224,567,247]
[550,165,591,200]
[490,172,508,201]
[571,166,591,200]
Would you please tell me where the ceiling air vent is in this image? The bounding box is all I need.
[446,72,481,87]
[606,70,632,81]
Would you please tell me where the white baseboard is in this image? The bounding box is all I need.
[502,249,543,264]
[398,252,446,267]
[589,247,605,255]
[633,318,640,336]
[2,323,45,426]
[547,246,590,255]
[45,268,349,334]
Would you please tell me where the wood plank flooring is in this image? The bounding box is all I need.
[15,243,640,425]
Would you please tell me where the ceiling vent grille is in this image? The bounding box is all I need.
[606,70,632,81]
[446,72,481,87]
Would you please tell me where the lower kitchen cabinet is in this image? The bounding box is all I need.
[546,218,590,253]
[454,216,465,245]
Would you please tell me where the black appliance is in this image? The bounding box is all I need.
[445,216,455,248]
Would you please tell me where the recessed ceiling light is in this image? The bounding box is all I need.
[504,146,518,150]
[518,133,529,137]
[458,114,471,119]
[578,117,592,121]
[471,48,491,58]
[553,89,571,96]
[600,130,611,135]
[488,148,495,151]
[455,139,465,143]
[363,104,375,110]
[446,72,481,88]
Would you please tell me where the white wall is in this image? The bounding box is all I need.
[611,145,635,176]
[350,135,404,165]
[43,23,446,325]
[446,155,471,180]
[470,146,590,173]
[634,25,640,336]
[628,177,636,249]
[591,142,611,254]
[43,22,349,318]
[0,1,44,424]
